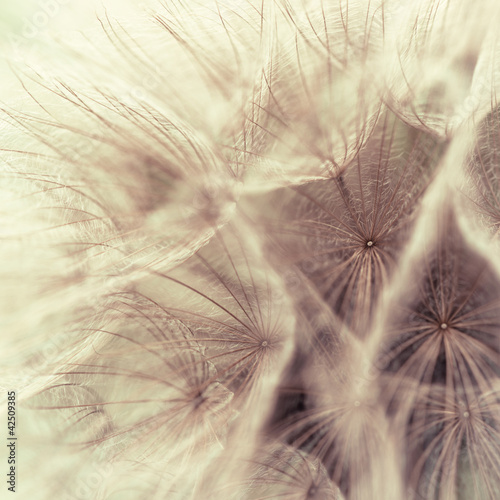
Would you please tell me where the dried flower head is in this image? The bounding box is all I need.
[2,1,500,499]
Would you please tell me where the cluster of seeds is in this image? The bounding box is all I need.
[1,1,500,499]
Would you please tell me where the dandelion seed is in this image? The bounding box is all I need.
[385,0,495,136]
[264,111,443,338]
[222,444,342,500]
[464,102,500,237]
[271,340,402,500]
[403,385,500,500]
[234,0,385,189]
[380,205,500,415]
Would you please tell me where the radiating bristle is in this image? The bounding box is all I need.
[2,1,500,499]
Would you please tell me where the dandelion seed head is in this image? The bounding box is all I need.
[4,0,500,499]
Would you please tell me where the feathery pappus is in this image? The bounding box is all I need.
[1,1,500,499]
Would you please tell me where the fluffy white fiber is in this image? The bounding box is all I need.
[1,1,500,499]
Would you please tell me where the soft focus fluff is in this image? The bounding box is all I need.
[1,1,500,499]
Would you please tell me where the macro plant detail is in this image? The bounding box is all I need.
[264,112,443,338]
[229,444,343,499]
[1,1,500,500]
[404,386,500,500]
[381,208,500,397]
[466,104,500,236]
